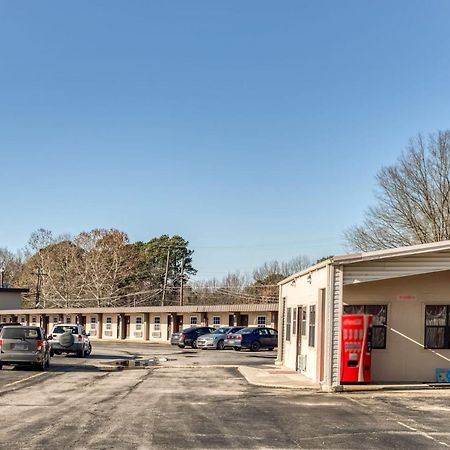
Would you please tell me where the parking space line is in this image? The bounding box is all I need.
[3,372,47,388]
[397,421,450,447]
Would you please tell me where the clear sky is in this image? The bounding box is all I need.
[1,1,450,280]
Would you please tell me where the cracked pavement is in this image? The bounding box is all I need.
[0,342,450,449]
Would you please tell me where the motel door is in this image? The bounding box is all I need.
[177,315,183,332]
[239,315,249,327]
[125,316,131,338]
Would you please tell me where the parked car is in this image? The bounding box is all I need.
[0,326,50,370]
[48,323,92,357]
[177,327,216,349]
[170,331,182,346]
[197,326,245,350]
[225,327,278,351]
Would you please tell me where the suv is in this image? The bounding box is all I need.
[0,326,50,370]
[48,324,92,357]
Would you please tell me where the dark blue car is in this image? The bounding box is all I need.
[224,327,278,352]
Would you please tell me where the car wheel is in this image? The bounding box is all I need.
[77,347,85,358]
[178,344,185,349]
[0,364,3,370]
[250,341,261,352]
[234,347,241,351]
[268,347,275,351]
[50,348,54,357]
[54,351,62,355]
[85,342,92,357]
[217,340,224,350]
[192,340,198,349]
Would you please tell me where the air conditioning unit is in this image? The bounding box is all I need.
[297,354,307,372]
[134,331,143,338]
[152,331,161,338]
[104,330,113,337]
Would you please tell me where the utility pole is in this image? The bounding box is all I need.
[33,267,47,308]
[161,248,171,306]
[179,258,185,306]
[0,264,5,288]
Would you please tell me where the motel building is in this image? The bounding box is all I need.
[277,241,450,391]
[0,295,278,344]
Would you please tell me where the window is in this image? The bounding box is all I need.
[190,316,198,326]
[90,317,97,329]
[31,317,36,324]
[65,317,71,324]
[292,309,297,335]
[2,318,6,323]
[20,317,26,324]
[136,317,142,331]
[258,328,269,336]
[106,317,112,331]
[212,316,221,328]
[257,316,266,327]
[154,316,161,331]
[286,308,292,342]
[425,305,450,349]
[53,317,58,323]
[301,308,307,336]
[343,304,387,349]
[309,305,316,347]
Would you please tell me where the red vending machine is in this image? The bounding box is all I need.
[340,314,373,383]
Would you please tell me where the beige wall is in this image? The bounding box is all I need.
[102,314,118,340]
[344,269,450,383]
[280,267,329,382]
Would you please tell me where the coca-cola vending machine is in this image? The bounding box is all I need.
[341,314,373,383]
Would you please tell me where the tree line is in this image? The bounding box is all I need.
[0,229,312,308]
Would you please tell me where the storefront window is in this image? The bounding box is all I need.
[286,308,291,342]
[425,305,448,349]
[308,306,316,347]
[343,304,387,349]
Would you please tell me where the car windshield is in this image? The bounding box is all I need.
[181,328,195,333]
[2,328,40,340]
[53,325,78,334]
[213,327,230,334]
[237,328,255,334]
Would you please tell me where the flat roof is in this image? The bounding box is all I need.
[0,303,278,315]
[0,288,30,293]
[279,240,450,285]
[333,240,450,264]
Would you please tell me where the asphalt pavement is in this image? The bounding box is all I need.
[0,342,449,449]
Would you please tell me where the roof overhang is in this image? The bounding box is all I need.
[0,288,30,293]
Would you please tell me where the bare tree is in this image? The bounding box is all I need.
[75,229,135,306]
[346,130,450,251]
[0,247,23,287]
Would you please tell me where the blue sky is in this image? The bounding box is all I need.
[1,1,450,279]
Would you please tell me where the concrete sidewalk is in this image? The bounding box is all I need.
[238,365,320,390]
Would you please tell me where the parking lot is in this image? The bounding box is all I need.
[1,341,450,449]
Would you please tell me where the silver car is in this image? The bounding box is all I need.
[0,326,51,370]
[197,326,244,350]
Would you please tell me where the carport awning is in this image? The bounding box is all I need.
[341,250,450,285]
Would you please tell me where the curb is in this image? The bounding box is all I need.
[237,366,320,391]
